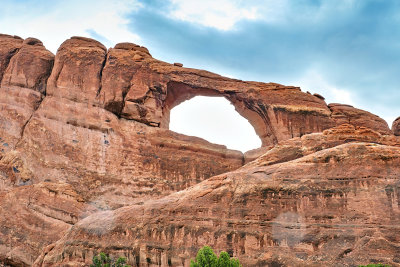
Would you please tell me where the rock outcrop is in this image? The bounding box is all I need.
[0,33,398,266]
[1,37,54,93]
[0,34,23,83]
[0,182,96,266]
[328,103,392,135]
[393,117,400,136]
[38,141,400,267]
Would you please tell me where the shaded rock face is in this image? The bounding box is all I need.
[0,34,23,83]
[0,33,398,267]
[393,117,400,136]
[1,37,54,93]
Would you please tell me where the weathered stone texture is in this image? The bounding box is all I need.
[393,116,400,136]
[0,182,96,266]
[0,34,23,83]
[1,37,54,93]
[38,142,400,267]
[46,36,106,103]
[0,34,398,267]
[329,103,391,135]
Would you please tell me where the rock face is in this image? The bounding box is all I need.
[36,124,400,267]
[0,34,23,83]
[0,33,399,267]
[1,37,54,93]
[46,36,106,103]
[0,182,96,266]
[393,117,400,136]
[328,103,392,135]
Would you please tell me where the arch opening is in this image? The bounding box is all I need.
[169,96,262,153]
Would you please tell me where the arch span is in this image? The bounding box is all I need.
[160,81,277,147]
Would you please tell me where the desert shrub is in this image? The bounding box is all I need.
[190,246,242,267]
[90,252,130,267]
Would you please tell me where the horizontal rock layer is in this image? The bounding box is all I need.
[38,141,400,266]
[0,33,398,267]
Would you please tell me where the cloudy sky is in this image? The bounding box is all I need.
[1,0,399,152]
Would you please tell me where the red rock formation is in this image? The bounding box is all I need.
[46,36,106,103]
[99,43,149,114]
[328,103,391,135]
[0,35,53,154]
[0,182,96,266]
[393,117,400,136]
[1,37,54,93]
[0,34,398,266]
[0,34,23,83]
[37,141,400,267]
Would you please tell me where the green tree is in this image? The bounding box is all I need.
[216,252,231,267]
[90,252,130,267]
[216,252,241,267]
[190,246,242,267]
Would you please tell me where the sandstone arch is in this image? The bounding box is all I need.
[0,35,392,150]
[1,34,399,267]
[159,81,279,147]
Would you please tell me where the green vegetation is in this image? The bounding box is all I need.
[90,252,131,267]
[190,246,242,267]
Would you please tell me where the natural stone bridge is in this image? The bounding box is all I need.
[0,34,399,267]
[1,34,394,150]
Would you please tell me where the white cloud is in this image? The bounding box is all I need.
[291,69,355,106]
[0,0,142,53]
[168,0,287,31]
[166,0,360,31]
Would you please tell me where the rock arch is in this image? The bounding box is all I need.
[0,35,391,148]
[159,81,277,147]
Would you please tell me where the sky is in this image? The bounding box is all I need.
[1,0,399,152]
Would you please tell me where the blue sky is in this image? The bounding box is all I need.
[1,0,399,151]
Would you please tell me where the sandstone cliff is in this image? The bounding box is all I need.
[0,33,398,267]
[393,117,400,136]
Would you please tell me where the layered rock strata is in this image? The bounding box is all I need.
[38,140,400,266]
[0,182,96,266]
[0,33,398,266]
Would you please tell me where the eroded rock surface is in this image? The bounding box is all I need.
[393,117,400,136]
[328,103,391,135]
[0,33,398,266]
[38,142,400,267]
[1,37,54,93]
[0,34,23,83]
[46,36,106,103]
[0,182,96,266]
